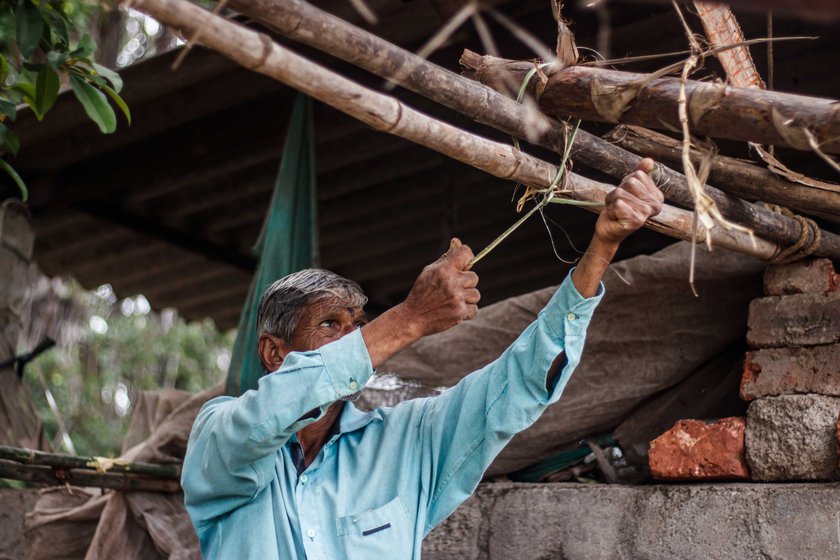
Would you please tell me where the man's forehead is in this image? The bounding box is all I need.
[303,299,365,317]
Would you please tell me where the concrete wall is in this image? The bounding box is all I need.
[424,482,840,560]
[3,483,840,559]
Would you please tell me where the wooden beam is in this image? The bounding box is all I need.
[607,126,840,221]
[462,54,840,154]
[115,261,231,300]
[219,0,840,261]
[13,47,239,154]
[321,175,513,249]
[80,202,257,271]
[318,147,448,200]
[157,162,279,221]
[51,240,172,281]
[175,288,250,322]
[321,170,489,235]
[154,283,249,315]
[129,0,779,264]
[610,0,840,21]
[322,191,537,267]
[0,458,181,493]
[17,65,282,171]
[149,271,250,307]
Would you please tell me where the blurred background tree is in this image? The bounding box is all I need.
[20,274,234,458]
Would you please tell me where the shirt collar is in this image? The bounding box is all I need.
[339,401,383,434]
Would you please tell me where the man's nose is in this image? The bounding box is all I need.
[338,322,356,338]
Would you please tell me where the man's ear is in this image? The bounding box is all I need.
[258,333,291,373]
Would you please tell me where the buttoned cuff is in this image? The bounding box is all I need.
[320,329,374,397]
[540,269,604,337]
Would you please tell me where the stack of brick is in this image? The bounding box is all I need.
[648,258,840,482]
[743,258,840,481]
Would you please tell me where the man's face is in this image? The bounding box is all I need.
[289,299,368,352]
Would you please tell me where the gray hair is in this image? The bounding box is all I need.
[256,268,368,342]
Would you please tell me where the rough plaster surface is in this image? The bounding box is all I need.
[425,482,840,560]
[0,489,39,560]
[4,484,840,559]
[746,395,840,481]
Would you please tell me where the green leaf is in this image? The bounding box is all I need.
[0,55,7,85]
[0,122,20,155]
[0,158,27,201]
[0,99,17,121]
[35,65,59,117]
[92,62,123,93]
[49,13,68,46]
[101,84,130,125]
[12,82,36,104]
[16,0,45,59]
[70,75,116,134]
[70,34,95,59]
[12,82,43,120]
[47,51,68,68]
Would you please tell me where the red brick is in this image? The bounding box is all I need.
[649,418,750,481]
[741,344,840,400]
[747,292,840,349]
[764,258,839,296]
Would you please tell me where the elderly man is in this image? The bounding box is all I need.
[182,159,663,559]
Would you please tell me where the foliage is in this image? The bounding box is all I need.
[24,279,234,457]
[0,0,131,201]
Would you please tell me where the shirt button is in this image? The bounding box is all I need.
[299,474,308,484]
[307,529,316,538]
[348,379,359,391]
[566,312,577,321]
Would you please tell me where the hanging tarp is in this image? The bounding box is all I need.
[225,93,318,396]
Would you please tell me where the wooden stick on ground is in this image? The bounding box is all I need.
[0,445,181,479]
[0,459,181,492]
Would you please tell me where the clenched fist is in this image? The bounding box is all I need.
[402,238,481,337]
[595,158,664,247]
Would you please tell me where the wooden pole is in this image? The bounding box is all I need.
[607,126,840,222]
[611,0,840,22]
[216,0,840,260]
[459,52,840,155]
[0,458,181,492]
[0,445,181,478]
[127,0,779,260]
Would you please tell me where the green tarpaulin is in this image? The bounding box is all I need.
[225,93,318,396]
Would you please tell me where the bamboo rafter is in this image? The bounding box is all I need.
[124,0,786,262]
[218,0,840,261]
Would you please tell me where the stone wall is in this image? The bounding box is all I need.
[3,483,840,559]
[424,482,840,560]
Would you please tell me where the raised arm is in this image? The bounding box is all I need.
[571,157,663,297]
[417,158,663,530]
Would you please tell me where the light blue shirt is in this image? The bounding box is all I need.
[182,273,603,559]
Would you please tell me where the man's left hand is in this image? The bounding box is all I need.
[594,157,664,248]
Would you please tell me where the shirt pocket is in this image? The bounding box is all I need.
[336,496,412,559]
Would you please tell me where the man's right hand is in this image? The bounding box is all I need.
[401,238,481,337]
[361,239,479,368]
